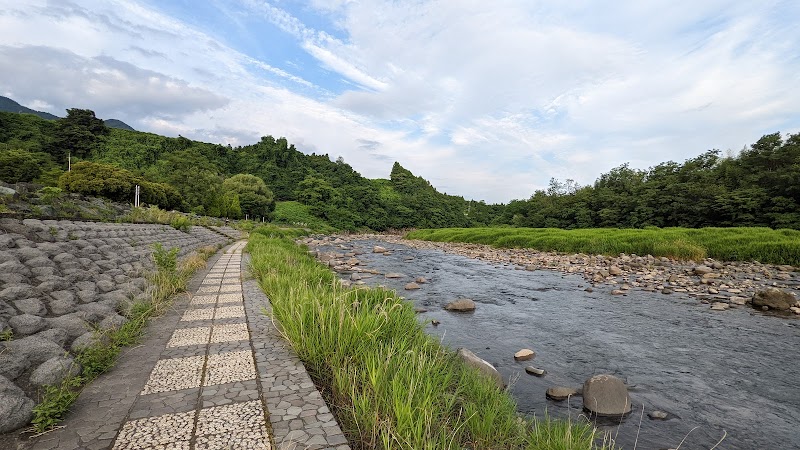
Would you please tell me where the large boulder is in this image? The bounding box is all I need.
[445,299,476,312]
[0,375,35,433]
[583,374,631,417]
[752,288,795,311]
[456,348,504,389]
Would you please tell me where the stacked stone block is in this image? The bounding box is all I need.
[0,218,231,433]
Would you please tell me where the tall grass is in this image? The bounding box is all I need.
[248,234,608,449]
[406,227,800,265]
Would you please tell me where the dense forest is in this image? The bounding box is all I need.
[1,107,798,230]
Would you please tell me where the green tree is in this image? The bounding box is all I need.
[222,173,275,219]
[53,109,108,160]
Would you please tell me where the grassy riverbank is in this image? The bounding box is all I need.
[248,232,610,449]
[405,227,800,266]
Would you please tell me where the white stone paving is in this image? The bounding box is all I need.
[180,307,215,322]
[112,411,195,449]
[214,305,245,319]
[167,326,211,347]
[141,356,205,394]
[113,241,272,450]
[204,350,256,386]
[209,323,249,343]
[195,401,270,450]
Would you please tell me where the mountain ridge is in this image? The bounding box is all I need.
[0,96,135,131]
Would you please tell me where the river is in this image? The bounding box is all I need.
[315,238,800,449]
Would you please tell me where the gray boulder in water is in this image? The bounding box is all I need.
[583,374,631,417]
[752,288,795,311]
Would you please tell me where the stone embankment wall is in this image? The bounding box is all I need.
[0,218,235,433]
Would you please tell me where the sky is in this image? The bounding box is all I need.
[0,0,798,203]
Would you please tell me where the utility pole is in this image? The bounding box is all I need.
[134,185,140,207]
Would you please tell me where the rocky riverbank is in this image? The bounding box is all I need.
[0,218,242,433]
[301,233,800,315]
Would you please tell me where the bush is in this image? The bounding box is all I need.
[152,243,179,273]
[58,161,183,210]
[170,216,192,232]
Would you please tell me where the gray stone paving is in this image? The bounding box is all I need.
[18,240,352,450]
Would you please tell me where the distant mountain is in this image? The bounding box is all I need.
[104,119,135,131]
[0,95,135,131]
[0,95,59,120]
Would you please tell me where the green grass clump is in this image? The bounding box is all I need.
[406,227,800,266]
[251,224,308,240]
[273,201,336,233]
[248,233,607,449]
[30,243,219,432]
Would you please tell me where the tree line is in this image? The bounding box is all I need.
[1,108,798,230]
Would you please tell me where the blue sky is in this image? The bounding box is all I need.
[1,0,798,203]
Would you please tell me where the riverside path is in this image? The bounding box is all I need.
[28,241,350,450]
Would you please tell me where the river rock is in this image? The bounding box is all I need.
[404,282,420,290]
[582,374,631,417]
[445,298,476,312]
[611,289,625,295]
[415,277,427,284]
[648,410,669,420]
[730,296,748,306]
[0,375,35,433]
[694,265,713,275]
[514,349,535,361]
[385,272,405,279]
[608,266,623,276]
[752,288,795,311]
[373,246,387,253]
[546,386,579,401]
[525,366,546,376]
[456,348,503,389]
[29,356,81,387]
[710,302,730,311]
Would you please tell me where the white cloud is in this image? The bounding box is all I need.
[0,0,798,203]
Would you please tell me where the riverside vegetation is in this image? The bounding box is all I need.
[247,229,614,450]
[406,227,800,266]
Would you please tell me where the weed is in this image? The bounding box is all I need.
[152,243,179,274]
[31,376,83,432]
[37,186,63,204]
[48,226,58,236]
[0,329,13,341]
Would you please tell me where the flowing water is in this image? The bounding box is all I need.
[319,239,800,449]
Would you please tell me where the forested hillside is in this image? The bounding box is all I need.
[1,107,798,230]
[0,109,498,229]
[497,133,800,229]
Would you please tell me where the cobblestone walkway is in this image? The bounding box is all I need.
[29,241,350,450]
